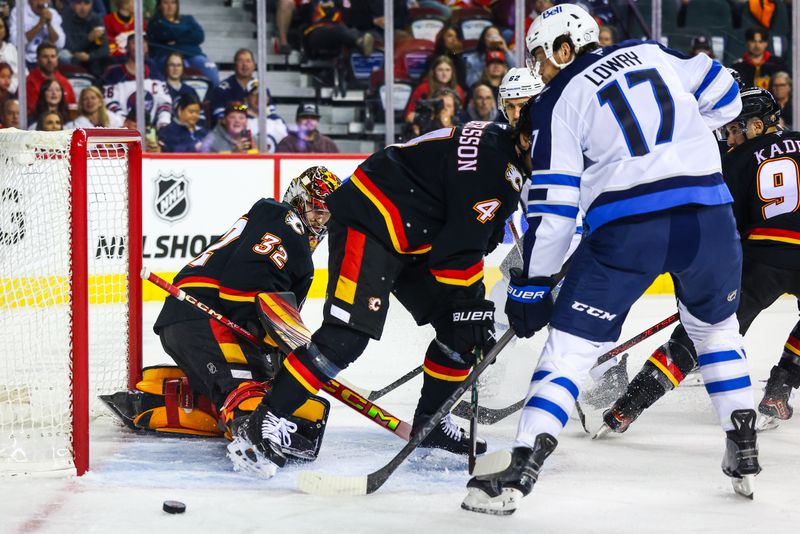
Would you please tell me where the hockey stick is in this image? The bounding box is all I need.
[451,313,681,424]
[296,329,516,496]
[468,351,481,474]
[142,268,412,441]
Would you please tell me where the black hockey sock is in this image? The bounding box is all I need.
[614,339,696,420]
[413,340,472,428]
[778,321,800,388]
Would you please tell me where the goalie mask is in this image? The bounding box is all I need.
[283,166,342,251]
[498,67,545,122]
[526,4,599,74]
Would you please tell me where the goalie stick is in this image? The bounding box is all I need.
[450,313,681,424]
[296,329,516,496]
[142,268,412,441]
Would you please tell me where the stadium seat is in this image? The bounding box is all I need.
[451,7,493,40]
[182,75,214,103]
[408,7,449,42]
[64,73,98,97]
[394,39,435,81]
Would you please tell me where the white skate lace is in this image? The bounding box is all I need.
[441,413,462,441]
[261,412,298,448]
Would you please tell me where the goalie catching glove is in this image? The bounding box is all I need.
[505,269,555,338]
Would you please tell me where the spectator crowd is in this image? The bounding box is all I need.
[0,0,795,149]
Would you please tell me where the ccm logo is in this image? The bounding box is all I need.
[508,287,546,301]
[453,311,494,322]
[571,301,617,321]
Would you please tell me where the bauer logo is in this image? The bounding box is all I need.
[154,171,190,223]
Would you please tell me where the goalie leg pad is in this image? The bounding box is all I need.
[100,365,223,437]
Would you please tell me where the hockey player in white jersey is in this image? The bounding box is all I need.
[462,4,759,515]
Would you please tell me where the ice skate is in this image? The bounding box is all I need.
[593,403,637,439]
[226,401,296,478]
[418,413,487,455]
[757,366,794,431]
[461,434,557,515]
[721,409,761,499]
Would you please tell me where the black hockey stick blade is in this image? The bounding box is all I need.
[297,329,517,496]
[451,313,681,426]
[366,366,423,401]
[452,398,523,424]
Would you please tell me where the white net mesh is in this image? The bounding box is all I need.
[0,129,134,474]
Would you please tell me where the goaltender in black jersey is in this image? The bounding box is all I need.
[102,167,342,459]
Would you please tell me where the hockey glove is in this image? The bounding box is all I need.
[436,299,496,362]
[506,268,555,338]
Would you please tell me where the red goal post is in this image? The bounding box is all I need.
[0,128,143,476]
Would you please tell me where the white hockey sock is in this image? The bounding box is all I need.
[514,365,580,448]
[697,349,755,431]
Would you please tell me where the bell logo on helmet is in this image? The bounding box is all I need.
[542,6,562,18]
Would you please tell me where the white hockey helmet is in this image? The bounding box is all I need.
[525,4,599,71]
[498,67,545,120]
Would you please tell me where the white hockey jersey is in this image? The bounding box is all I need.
[523,40,742,278]
[103,66,173,128]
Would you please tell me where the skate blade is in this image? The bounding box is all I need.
[461,487,522,516]
[592,423,613,440]
[732,474,755,500]
[756,413,780,431]
[226,438,279,478]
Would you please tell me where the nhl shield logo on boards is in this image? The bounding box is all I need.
[154,171,190,222]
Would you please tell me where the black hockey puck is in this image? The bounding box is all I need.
[162,500,186,514]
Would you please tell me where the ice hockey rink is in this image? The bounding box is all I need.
[2,294,799,533]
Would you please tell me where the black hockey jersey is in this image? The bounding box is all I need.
[723,129,800,269]
[154,199,315,333]
[327,122,525,298]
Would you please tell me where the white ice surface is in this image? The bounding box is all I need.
[2,295,800,533]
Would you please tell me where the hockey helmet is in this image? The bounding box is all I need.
[727,67,745,90]
[525,4,599,72]
[498,67,545,121]
[737,86,781,131]
[283,166,342,250]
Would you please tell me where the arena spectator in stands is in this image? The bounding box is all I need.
[208,48,256,121]
[0,17,22,94]
[432,24,466,88]
[104,34,172,128]
[158,92,206,153]
[409,87,461,137]
[598,26,615,47]
[0,63,13,108]
[277,102,339,153]
[29,78,69,126]
[244,79,288,153]
[1,98,20,128]
[272,0,296,55]
[459,83,499,123]
[690,35,714,57]
[147,0,219,85]
[122,105,161,152]
[35,110,63,131]
[733,27,788,90]
[67,86,123,128]
[105,0,145,57]
[462,25,516,88]
[300,0,374,59]
[346,0,409,42]
[201,100,256,154]
[405,55,465,125]
[477,50,509,101]
[9,0,66,65]
[162,51,205,124]
[771,71,792,129]
[61,0,111,78]
[25,42,76,116]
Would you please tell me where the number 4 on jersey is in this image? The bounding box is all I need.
[473,199,501,223]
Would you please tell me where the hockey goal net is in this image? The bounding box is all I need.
[0,129,142,475]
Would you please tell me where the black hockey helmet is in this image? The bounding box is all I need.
[737,86,781,129]
[726,67,744,90]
